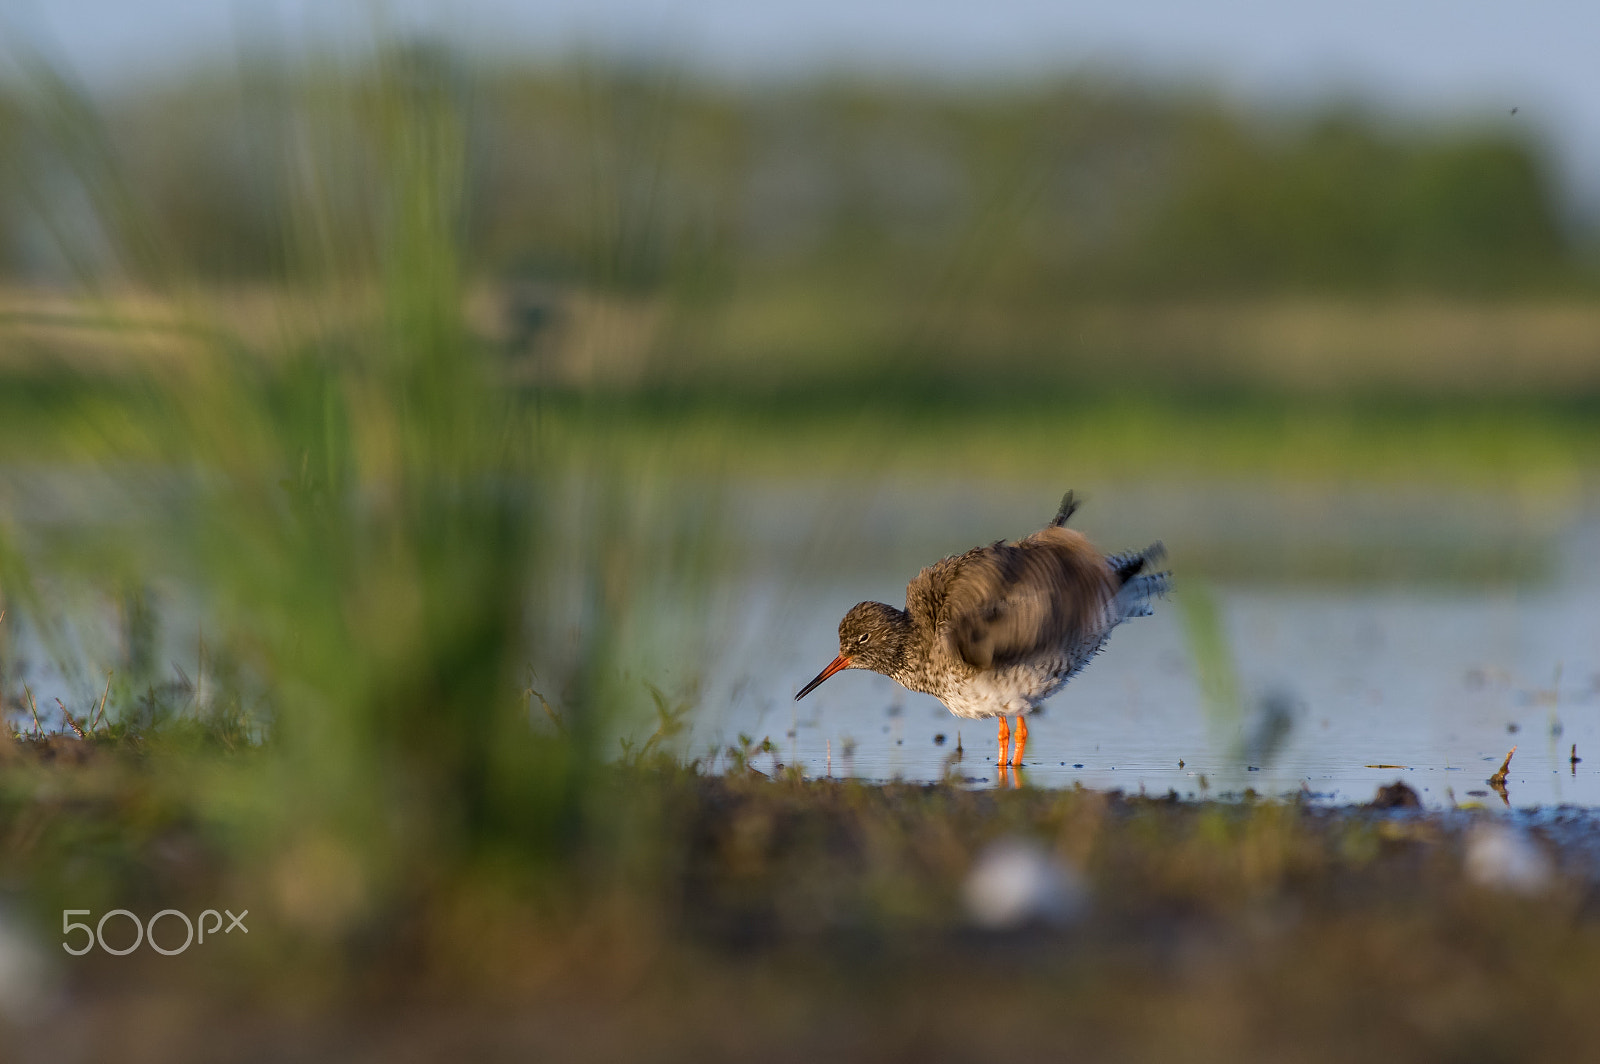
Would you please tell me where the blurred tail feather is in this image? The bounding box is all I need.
[1107,541,1166,584]
[1111,543,1169,620]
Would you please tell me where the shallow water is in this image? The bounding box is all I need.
[5,469,1598,808]
[690,480,1600,809]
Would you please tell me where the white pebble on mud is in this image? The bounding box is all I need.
[1465,825,1553,895]
[963,838,1086,929]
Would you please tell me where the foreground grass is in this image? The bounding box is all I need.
[4,741,1600,1062]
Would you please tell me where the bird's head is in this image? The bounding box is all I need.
[795,601,912,700]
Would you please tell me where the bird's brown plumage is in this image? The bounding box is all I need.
[919,525,1117,674]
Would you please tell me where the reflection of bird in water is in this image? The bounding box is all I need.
[796,492,1168,775]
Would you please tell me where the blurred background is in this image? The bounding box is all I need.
[1,2,1598,786]
[2,2,1600,1053]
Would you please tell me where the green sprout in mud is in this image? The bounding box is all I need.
[723,733,779,777]
[618,683,692,767]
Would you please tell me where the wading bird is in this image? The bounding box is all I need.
[796,492,1168,771]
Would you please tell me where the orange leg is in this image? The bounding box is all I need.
[1011,715,1028,767]
[997,716,1010,767]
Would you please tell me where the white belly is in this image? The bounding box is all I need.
[936,661,1071,719]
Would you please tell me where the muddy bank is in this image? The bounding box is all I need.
[7,768,1600,1061]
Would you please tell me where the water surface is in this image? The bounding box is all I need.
[688,481,1600,809]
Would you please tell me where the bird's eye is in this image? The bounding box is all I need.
[857,633,870,644]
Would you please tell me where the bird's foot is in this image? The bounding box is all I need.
[1009,715,1028,767]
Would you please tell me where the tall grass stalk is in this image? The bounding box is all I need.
[0,40,718,943]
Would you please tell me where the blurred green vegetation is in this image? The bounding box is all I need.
[4,49,1597,414]
[0,40,624,957]
[0,55,1584,297]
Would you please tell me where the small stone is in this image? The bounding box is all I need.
[934,733,947,745]
[1466,826,1552,895]
[963,838,1086,930]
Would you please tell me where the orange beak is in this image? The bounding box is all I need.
[796,654,852,700]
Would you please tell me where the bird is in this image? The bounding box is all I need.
[796,491,1168,771]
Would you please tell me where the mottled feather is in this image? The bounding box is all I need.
[921,527,1116,672]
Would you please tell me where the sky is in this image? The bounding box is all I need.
[9,0,1600,200]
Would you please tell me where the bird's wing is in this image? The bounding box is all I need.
[928,527,1116,671]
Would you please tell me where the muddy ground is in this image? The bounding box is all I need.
[5,757,1600,1063]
